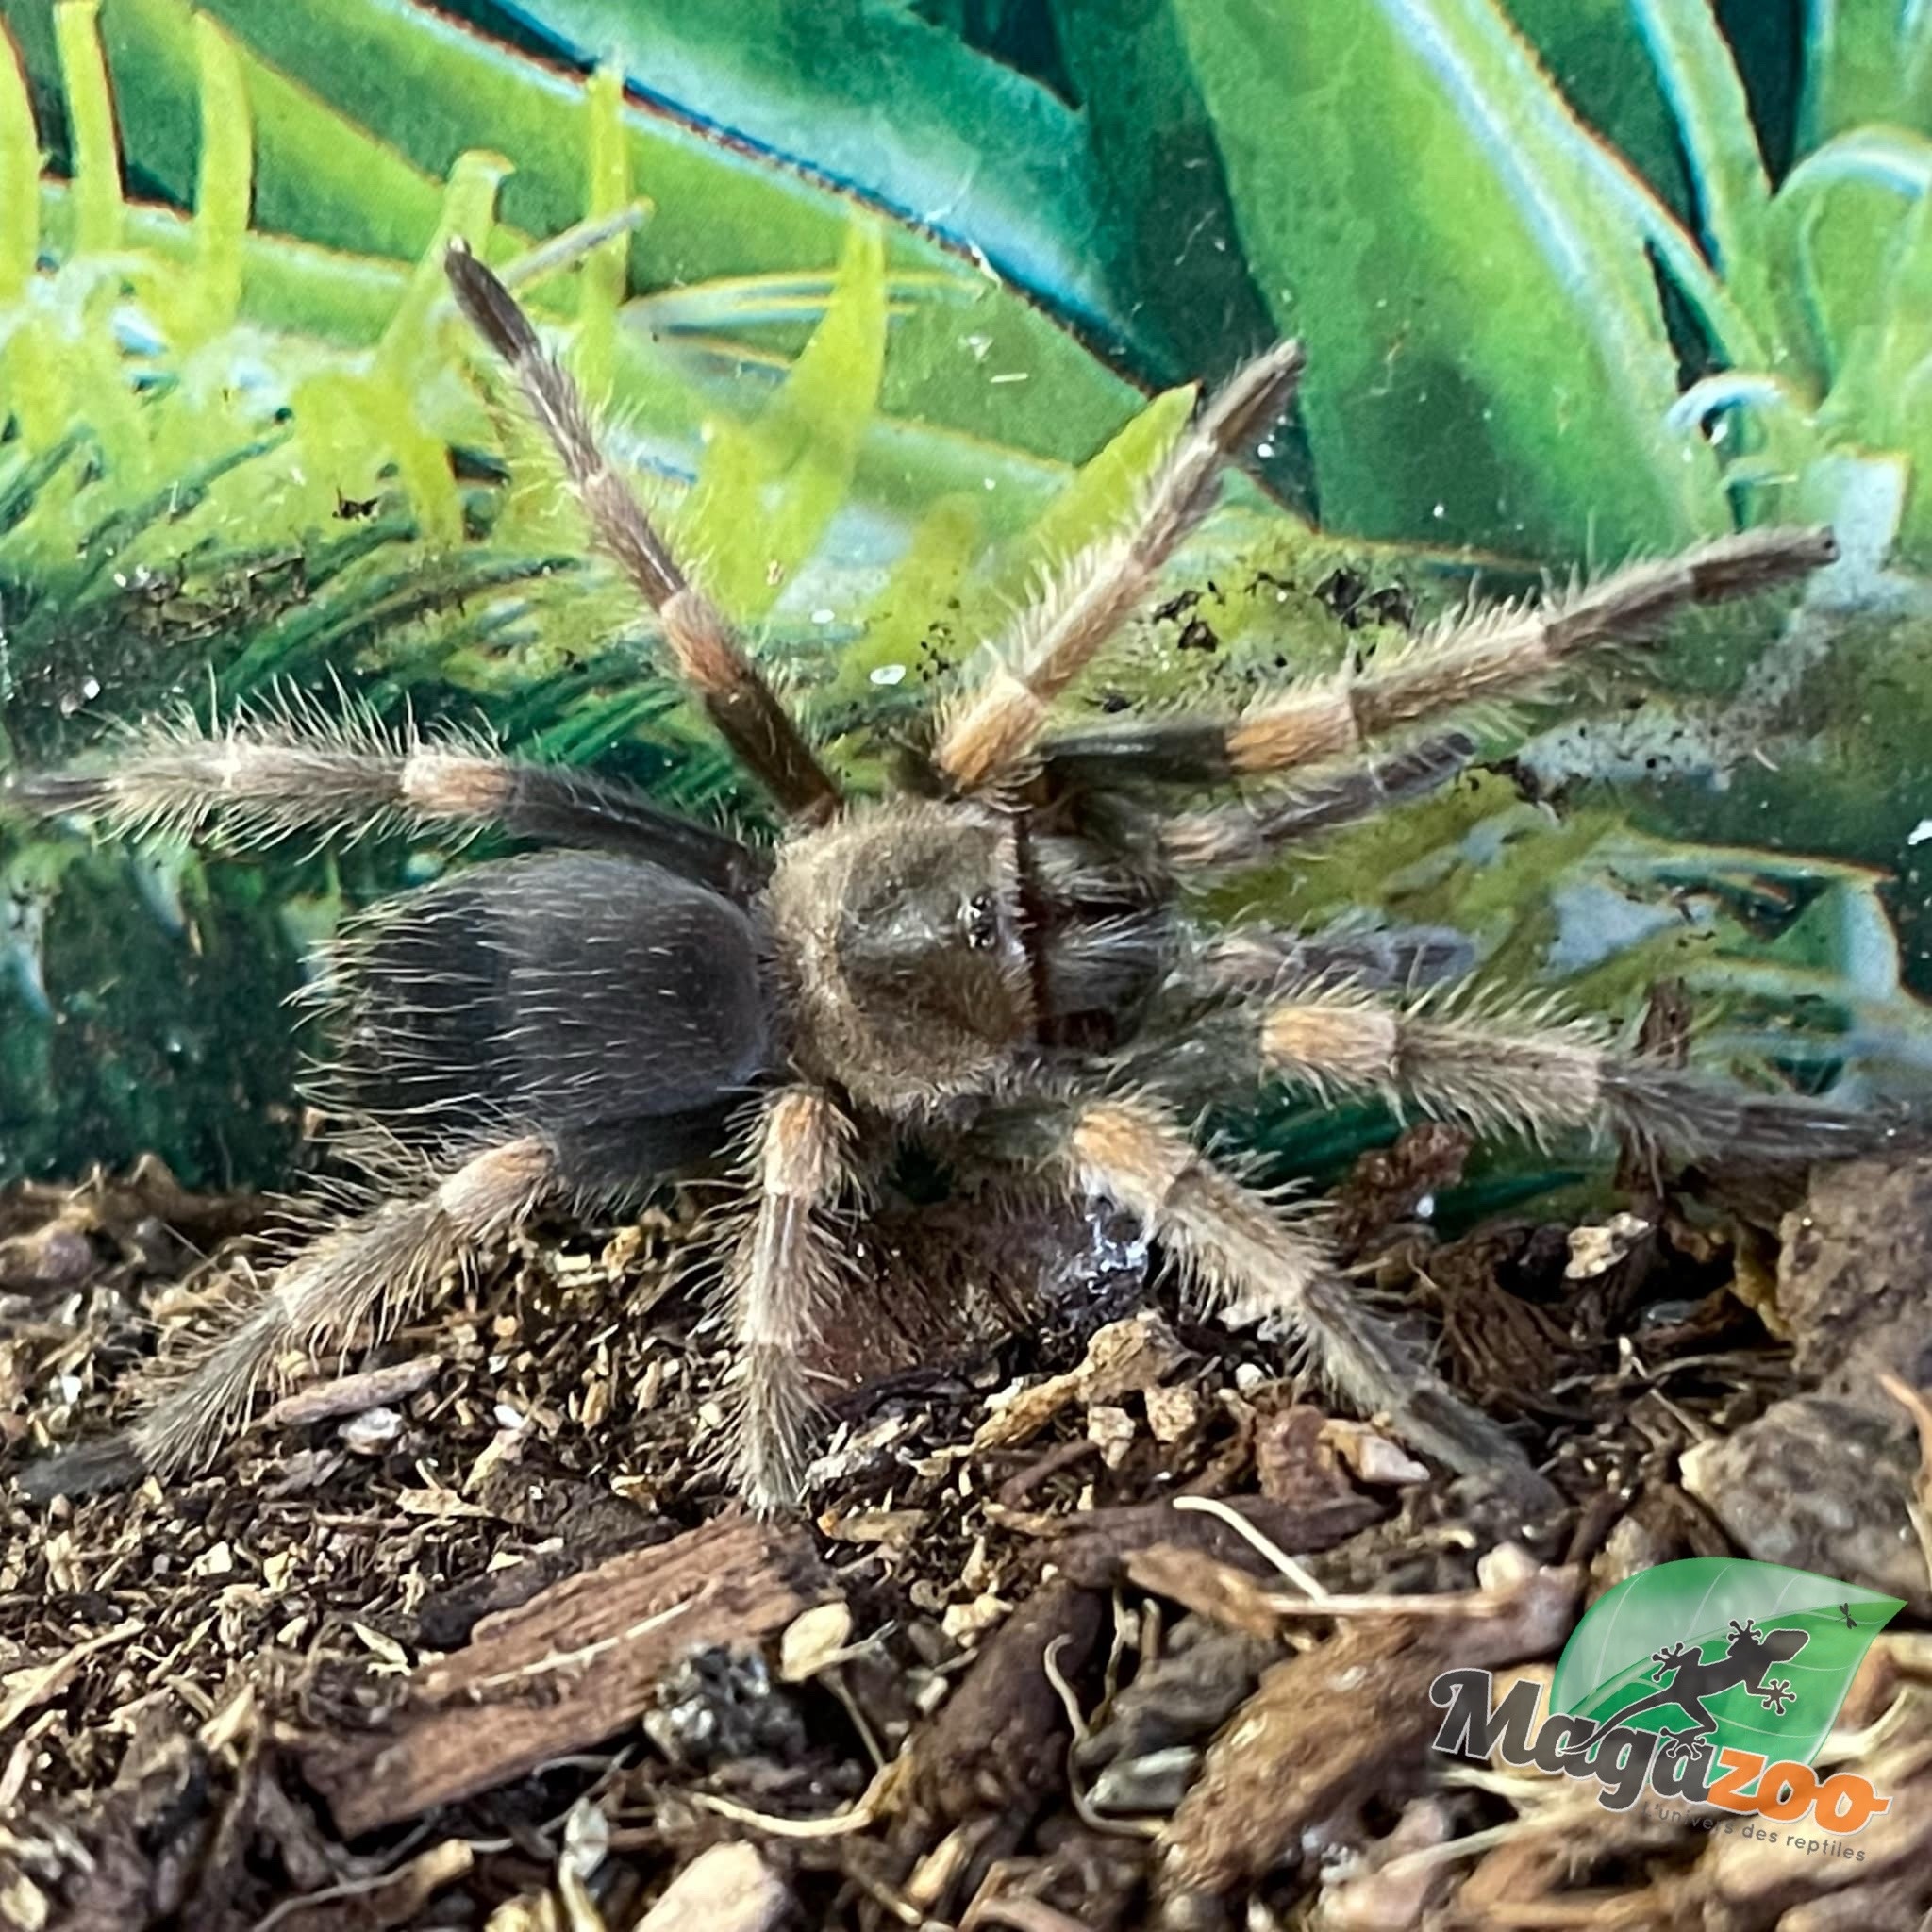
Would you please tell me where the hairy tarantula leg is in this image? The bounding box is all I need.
[443,243,841,824]
[17,1139,558,1503]
[1056,1098,1551,1497]
[9,706,766,896]
[931,341,1306,796]
[1195,923,1476,997]
[725,1087,856,1515]
[1240,985,1899,1164]
[1037,526,1838,787]
[1155,734,1475,874]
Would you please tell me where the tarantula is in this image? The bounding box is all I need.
[10,246,1875,1511]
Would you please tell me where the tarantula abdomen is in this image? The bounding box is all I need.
[311,849,773,1189]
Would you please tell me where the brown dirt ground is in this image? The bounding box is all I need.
[3,1134,1930,1932]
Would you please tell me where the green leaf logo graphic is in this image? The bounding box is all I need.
[1550,1558,1903,1770]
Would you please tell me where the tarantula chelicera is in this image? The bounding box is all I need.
[12,247,1878,1511]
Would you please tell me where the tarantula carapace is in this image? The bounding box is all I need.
[12,246,1874,1511]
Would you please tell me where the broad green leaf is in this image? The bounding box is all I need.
[2,0,1143,463]
[821,491,983,724]
[1624,0,1811,369]
[1802,0,1932,143]
[1506,0,1692,219]
[1172,0,1728,558]
[475,0,1125,344]
[166,0,1140,463]
[679,219,888,621]
[1778,126,1932,408]
[1628,0,1770,275]
[1045,0,1280,393]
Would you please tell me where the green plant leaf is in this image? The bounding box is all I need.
[1778,125,1932,412]
[474,0,1125,342]
[1045,0,1280,393]
[1624,0,1811,369]
[4,0,1144,465]
[1506,0,1692,217]
[52,0,119,254]
[167,0,1140,462]
[0,19,39,299]
[1172,0,1728,558]
[1802,0,1932,144]
[186,12,248,344]
[679,219,889,622]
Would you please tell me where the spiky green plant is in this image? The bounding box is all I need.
[0,0,1257,1181]
[5,0,1924,1202]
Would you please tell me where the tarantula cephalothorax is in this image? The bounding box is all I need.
[11,246,1877,1512]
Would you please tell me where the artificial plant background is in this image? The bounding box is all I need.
[1,0,1926,1191]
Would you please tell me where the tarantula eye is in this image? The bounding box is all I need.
[963,889,1000,951]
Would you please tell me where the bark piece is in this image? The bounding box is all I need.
[1779,1153,1932,1390]
[261,1357,444,1431]
[909,1580,1105,1829]
[1155,1553,1577,1908]
[1680,1394,1930,1613]
[301,1519,830,1836]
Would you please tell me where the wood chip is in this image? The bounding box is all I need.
[1155,1555,1579,1906]
[973,1315,1187,1452]
[909,1580,1104,1830]
[778,1601,854,1682]
[262,1357,445,1431]
[301,1519,831,1835]
[0,1621,142,1734]
[632,1842,791,1932]
[1124,1543,1284,1640]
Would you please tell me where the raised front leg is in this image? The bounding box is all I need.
[446,245,843,824]
[930,343,1305,796]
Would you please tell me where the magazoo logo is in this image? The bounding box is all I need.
[1428,1559,1903,1847]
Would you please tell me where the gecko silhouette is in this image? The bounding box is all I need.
[1573,1618,1810,1762]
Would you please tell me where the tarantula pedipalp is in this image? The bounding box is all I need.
[11,245,1874,1512]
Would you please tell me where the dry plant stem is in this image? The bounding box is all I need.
[932,342,1306,794]
[443,242,841,823]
